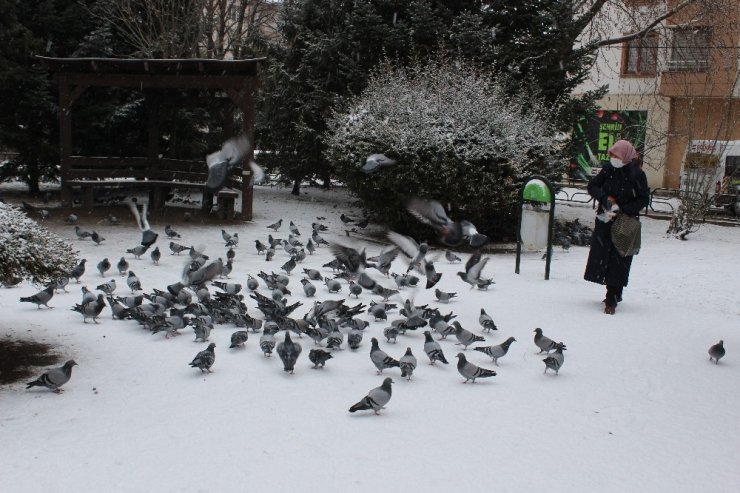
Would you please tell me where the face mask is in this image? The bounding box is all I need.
[610,157,625,168]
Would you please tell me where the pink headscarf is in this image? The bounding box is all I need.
[608,140,640,163]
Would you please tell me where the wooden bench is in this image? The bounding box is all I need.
[65,179,239,218]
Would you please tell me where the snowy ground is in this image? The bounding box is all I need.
[1,185,739,493]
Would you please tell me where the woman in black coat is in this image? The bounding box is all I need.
[584,140,650,314]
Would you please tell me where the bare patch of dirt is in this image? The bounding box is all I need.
[0,339,60,385]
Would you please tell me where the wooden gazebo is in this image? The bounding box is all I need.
[39,56,263,220]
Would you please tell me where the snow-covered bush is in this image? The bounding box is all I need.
[0,203,78,284]
[325,57,565,239]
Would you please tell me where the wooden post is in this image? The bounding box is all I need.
[59,75,73,207]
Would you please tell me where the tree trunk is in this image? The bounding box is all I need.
[26,162,41,196]
[291,178,301,196]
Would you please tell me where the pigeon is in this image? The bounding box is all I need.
[230,330,249,348]
[349,281,362,298]
[170,242,189,255]
[456,353,497,383]
[211,281,242,295]
[406,198,489,248]
[20,285,55,309]
[150,247,161,265]
[205,135,254,194]
[457,251,490,288]
[479,308,498,332]
[306,239,316,255]
[117,257,129,276]
[309,348,333,368]
[325,278,342,293]
[189,343,216,373]
[423,330,449,364]
[81,286,96,304]
[65,213,78,224]
[72,294,106,323]
[225,234,239,248]
[708,340,725,364]
[435,289,457,303]
[303,268,323,281]
[26,360,77,393]
[260,330,276,356]
[289,221,301,236]
[370,337,400,374]
[474,337,516,365]
[246,275,260,291]
[534,328,560,354]
[445,250,462,263]
[399,347,417,381]
[126,271,142,292]
[348,377,394,414]
[384,326,398,343]
[165,225,181,239]
[371,247,400,276]
[543,342,566,375]
[312,231,329,246]
[329,242,374,273]
[91,231,105,245]
[221,229,233,243]
[52,277,69,293]
[126,199,158,248]
[281,256,297,275]
[69,259,86,283]
[265,248,275,261]
[453,322,485,349]
[97,258,111,277]
[96,279,116,295]
[361,153,397,174]
[255,239,267,254]
[106,295,130,320]
[74,226,92,240]
[267,219,283,231]
[300,278,316,297]
[126,245,149,259]
[348,328,364,350]
[276,332,302,374]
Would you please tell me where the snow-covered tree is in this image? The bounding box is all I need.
[325,57,565,240]
[0,203,78,285]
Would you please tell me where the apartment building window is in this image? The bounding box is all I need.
[622,33,658,76]
[669,27,711,71]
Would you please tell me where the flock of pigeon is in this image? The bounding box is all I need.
[20,198,727,415]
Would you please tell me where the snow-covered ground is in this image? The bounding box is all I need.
[1,185,738,493]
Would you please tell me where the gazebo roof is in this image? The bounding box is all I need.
[37,56,264,76]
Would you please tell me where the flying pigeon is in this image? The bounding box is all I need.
[309,348,333,368]
[370,337,400,374]
[423,330,449,365]
[189,343,216,373]
[708,340,725,364]
[26,360,77,393]
[20,285,55,309]
[205,135,259,194]
[474,337,516,365]
[329,242,374,273]
[276,332,302,374]
[399,347,417,381]
[543,342,566,375]
[534,328,560,354]
[456,353,497,383]
[361,153,397,174]
[457,251,490,288]
[348,377,394,415]
[406,198,489,248]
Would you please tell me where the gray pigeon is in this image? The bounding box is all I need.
[230,330,249,348]
[399,347,417,381]
[260,330,276,356]
[348,377,393,415]
[91,230,105,245]
[117,257,129,276]
[74,226,92,240]
[126,245,149,259]
[170,242,188,255]
[453,321,485,349]
[150,247,161,265]
[325,278,342,293]
[289,221,301,236]
[267,219,283,231]
[20,285,55,309]
[474,337,516,365]
[445,250,462,263]
[361,153,397,174]
[301,278,316,297]
[97,258,111,277]
[69,259,86,283]
[71,294,106,323]
[406,198,489,248]
[479,308,498,332]
[456,353,497,383]
[26,360,77,393]
[370,337,400,374]
[309,348,333,368]
[165,225,181,239]
[534,328,559,354]
[457,252,490,288]
[423,330,449,365]
[126,271,142,292]
[543,342,566,375]
[276,332,302,374]
[281,256,297,275]
[247,275,260,291]
[708,340,725,364]
[306,239,316,255]
[435,289,457,303]
[96,279,117,295]
[348,328,364,350]
[349,281,362,298]
[189,343,216,373]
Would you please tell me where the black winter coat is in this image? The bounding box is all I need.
[584,160,649,287]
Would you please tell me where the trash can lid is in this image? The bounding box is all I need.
[523,179,552,202]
